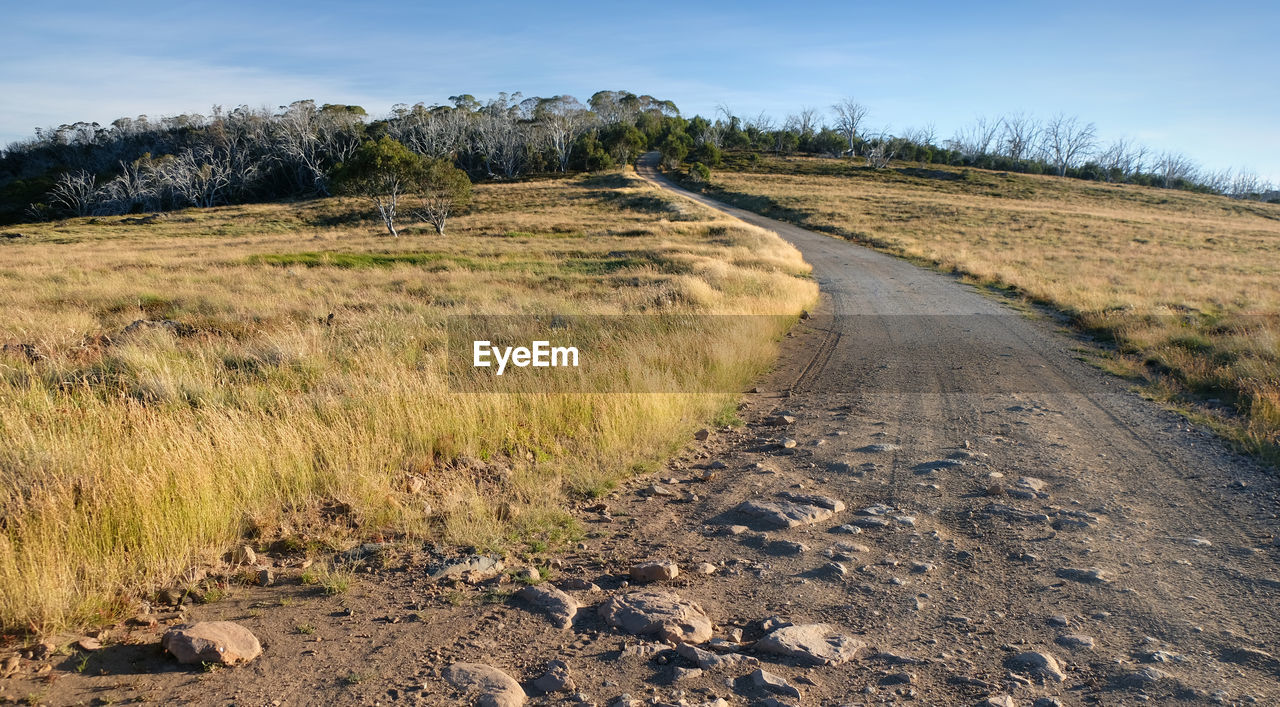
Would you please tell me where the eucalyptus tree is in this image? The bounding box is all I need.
[534,95,594,172]
[414,158,472,235]
[831,98,868,156]
[331,137,426,237]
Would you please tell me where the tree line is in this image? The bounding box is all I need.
[0,91,683,225]
[664,100,1276,200]
[2,90,1274,226]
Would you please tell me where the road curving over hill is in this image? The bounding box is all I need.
[631,151,1280,704]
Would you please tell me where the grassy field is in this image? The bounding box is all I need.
[0,170,816,633]
[703,154,1280,460]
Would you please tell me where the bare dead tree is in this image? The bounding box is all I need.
[1153,151,1198,188]
[864,133,903,168]
[390,105,469,160]
[793,107,819,140]
[161,146,238,208]
[49,170,101,216]
[1228,170,1274,199]
[102,158,159,212]
[947,116,999,159]
[831,98,868,156]
[1043,114,1097,176]
[1000,113,1040,162]
[473,109,530,179]
[1097,137,1148,181]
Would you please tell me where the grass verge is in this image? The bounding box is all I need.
[0,169,816,633]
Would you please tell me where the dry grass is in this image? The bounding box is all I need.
[705,155,1280,459]
[0,169,816,633]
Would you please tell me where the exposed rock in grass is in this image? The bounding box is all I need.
[162,622,261,665]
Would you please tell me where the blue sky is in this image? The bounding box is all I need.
[2,0,1277,181]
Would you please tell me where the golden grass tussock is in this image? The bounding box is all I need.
[0,169,816,633]
[706,156,1280,459]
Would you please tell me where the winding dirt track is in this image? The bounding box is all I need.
[628,153,1280,703]
[22,158,1279,706]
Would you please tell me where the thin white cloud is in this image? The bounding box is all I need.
[0,54,381,145]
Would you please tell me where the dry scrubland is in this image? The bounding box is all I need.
[0,171,816,633]
[705,156,1280,460]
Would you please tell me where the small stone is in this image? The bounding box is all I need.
[515,567,541,583]
[781,438,797,449]
[1122,666,1171,686]
[1016,476,1047,494]
[764,415,797,427]
[910,562,933,574]
[532,659,575,694]
[162,622,262,665]
[630,561,679,583]
[1007,650,1065,682]
[1056,634,1095,650]
[1047,615,1069,627]
[750,668,801,699]
[696,563,718,575]
[426,555,505,582]
[559,578,600,591]
[76,637,102,652]
[674,666,703,681]
[736,499,836,528]
[231,545,257,565]
[1055,567,1111,584]
[756,623,869,666]
[517,584,579,629]
[444,662,526,706]
[982,697,1017,707]
[858,444,900,453]
[258,567,275,586]
[726,525,749,535]
[641,484,674,497]
[771,540,808,555]
[675,642,759,671]
[599,591,713,644]
[694,428,711,441]
[406,475,426,495]
[880,672,914,685]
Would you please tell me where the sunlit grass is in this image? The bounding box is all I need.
[0,169,816,633]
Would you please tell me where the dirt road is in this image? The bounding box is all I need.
[15,158,1278,706]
